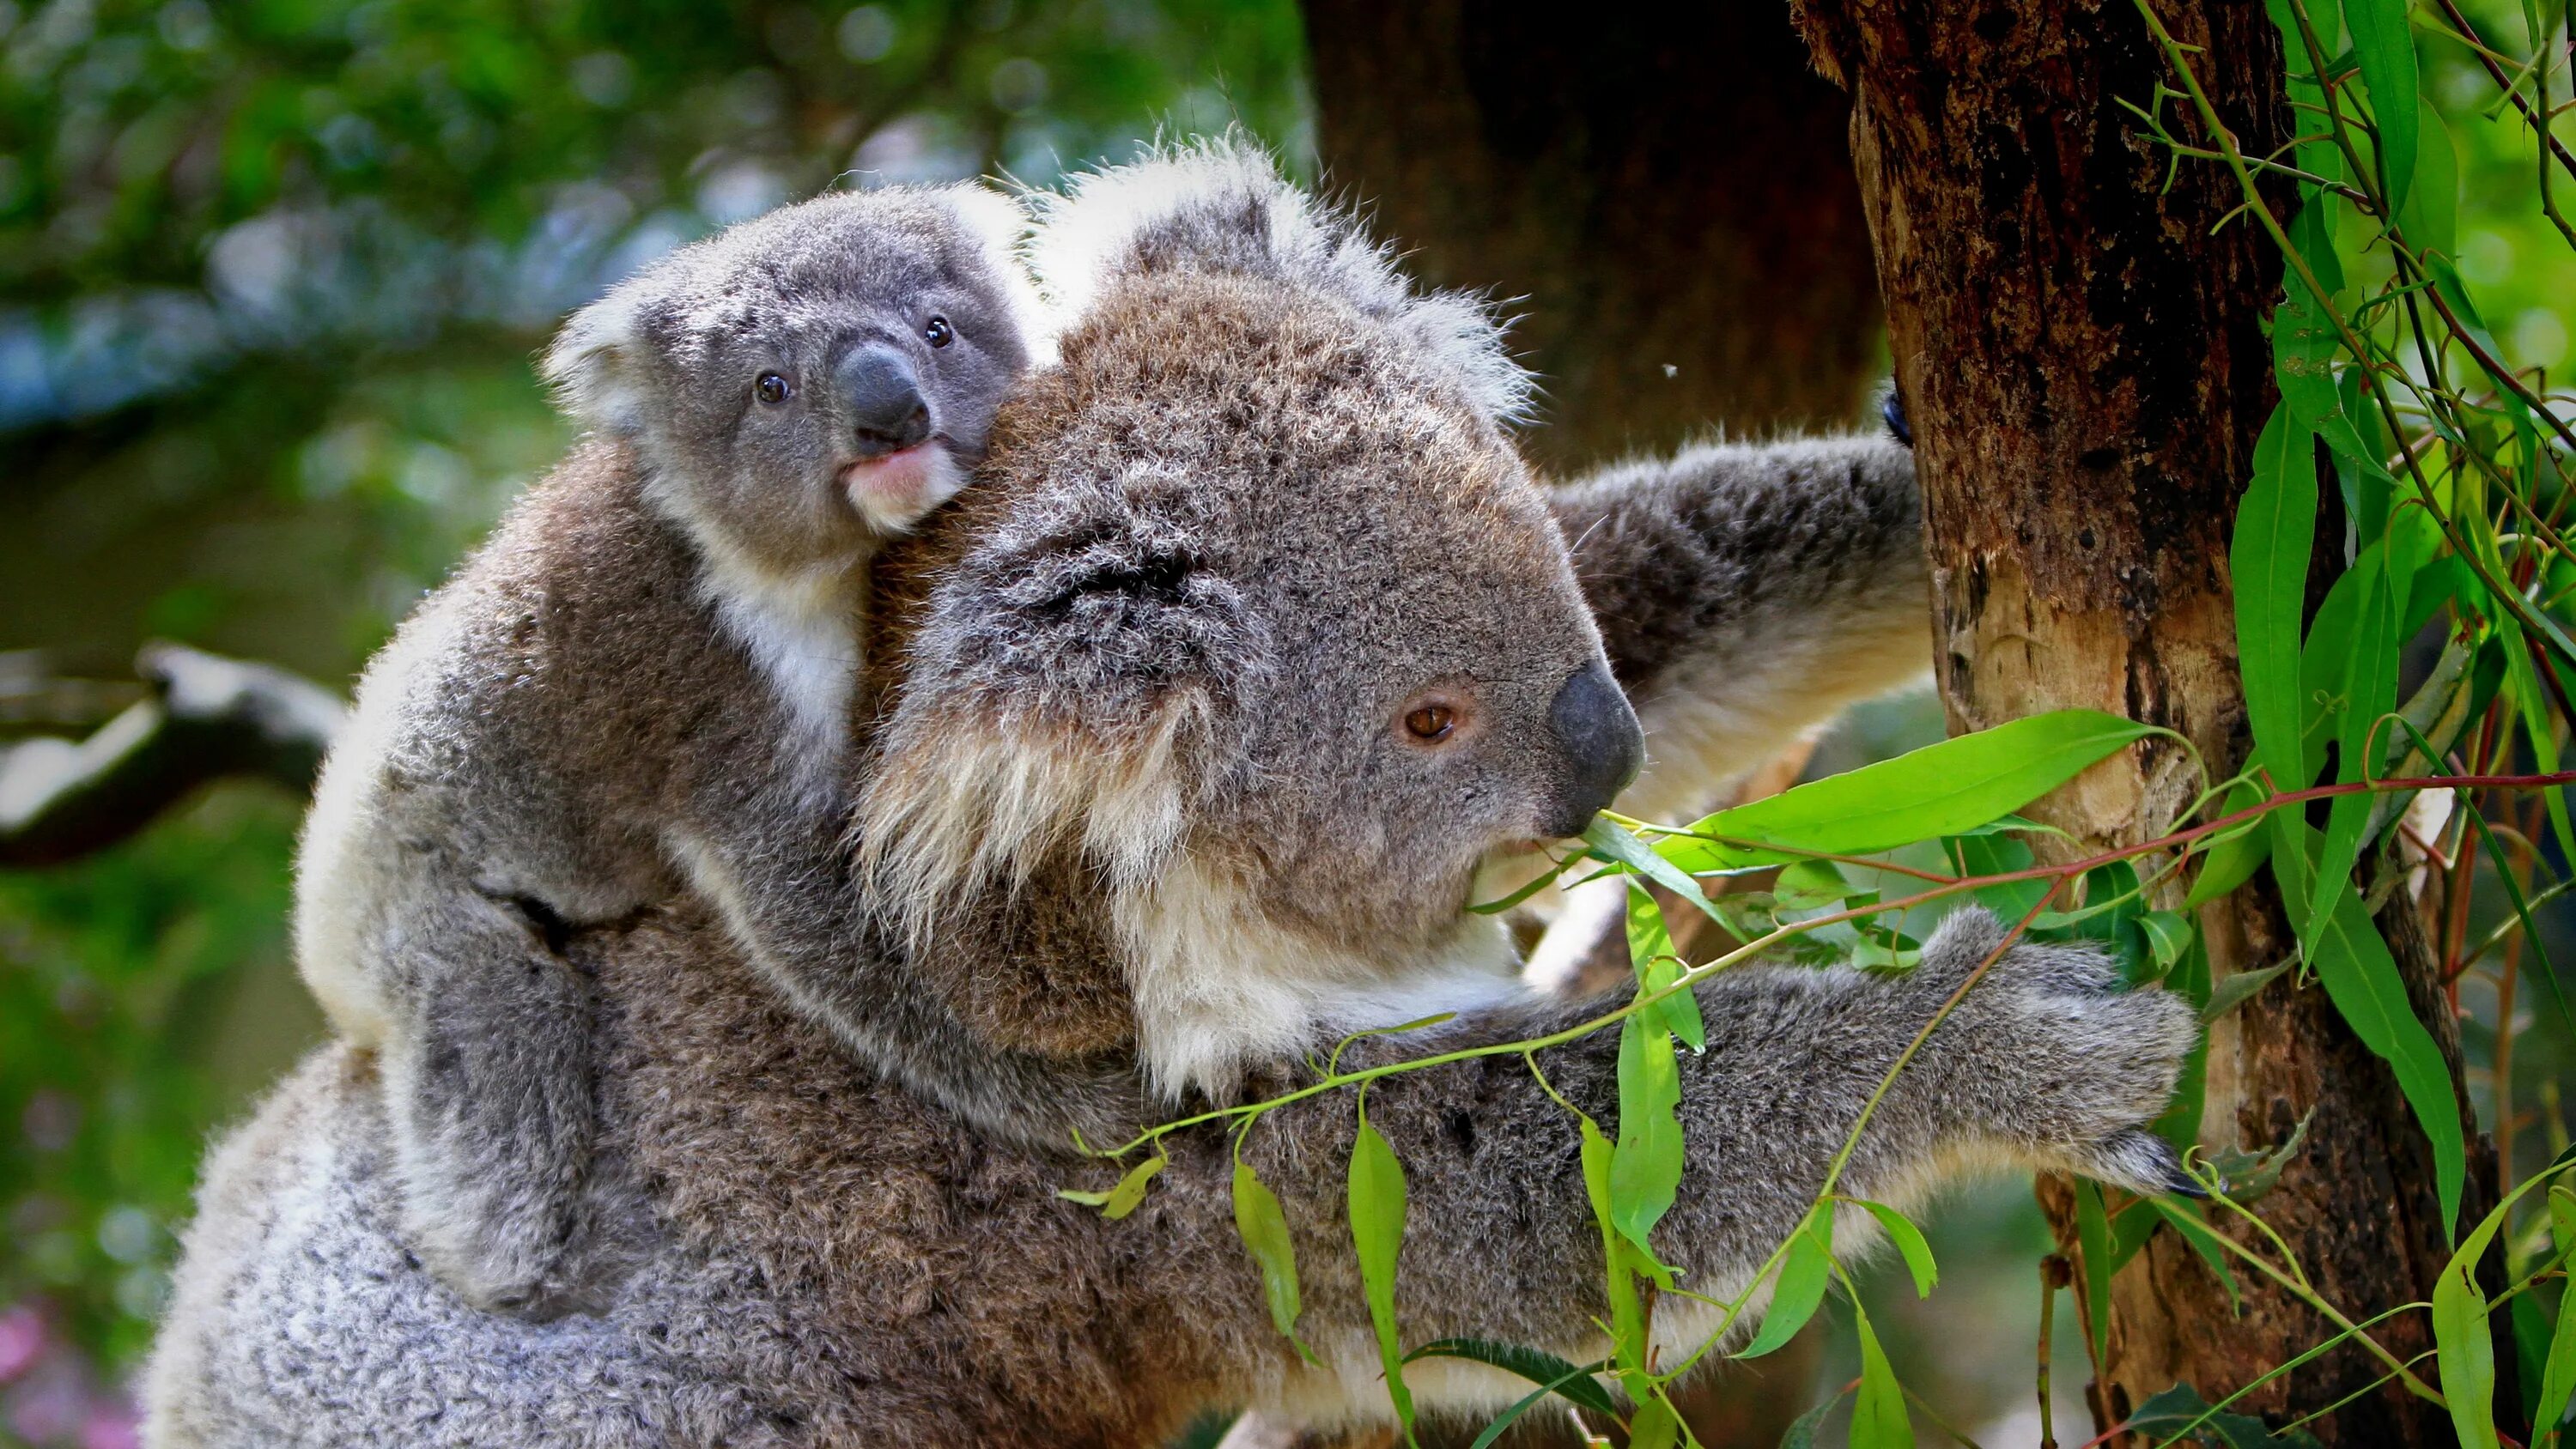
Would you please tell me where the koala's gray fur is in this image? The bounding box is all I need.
[149,909,2192,1446]
[151,144,2195,1444]
[292,182,1078,1318]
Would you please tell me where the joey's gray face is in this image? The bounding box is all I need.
[909,269,1642,961]
[545,185,1037,569]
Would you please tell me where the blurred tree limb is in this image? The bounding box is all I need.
[0,645,343,868]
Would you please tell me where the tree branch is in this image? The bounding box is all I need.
[0,644,343,867]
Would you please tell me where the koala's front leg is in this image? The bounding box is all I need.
[1231,909,2193,1398]
[1549,434,1929,822]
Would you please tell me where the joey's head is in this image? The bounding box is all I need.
[543,183,1044,574]
[862,142,1641,1098]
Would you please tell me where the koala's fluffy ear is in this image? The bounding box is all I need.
[856,463,1265,942]
[539,277,658,438]
[934,180,1059,367]
[1028,136,1532,427]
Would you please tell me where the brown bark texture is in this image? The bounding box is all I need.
[1793,1,2495,1443]
[1301,0,1884,472]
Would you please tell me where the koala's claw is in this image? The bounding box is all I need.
[2071,1126,2197,1198]
[1879,385,1913,446]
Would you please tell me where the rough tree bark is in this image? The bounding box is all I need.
[1300,0,1883,472]
[1793,2,2495,1443]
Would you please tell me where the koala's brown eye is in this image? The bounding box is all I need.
[923,316,954,348]
[755,373,792,406]
[1404,705,1455,742]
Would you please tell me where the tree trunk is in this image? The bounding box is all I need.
[1301,0,1883,472]
[1793,1,2494,1442]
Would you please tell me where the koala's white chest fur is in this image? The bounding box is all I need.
[680,512,866,801]
[1110,854,1531,1102]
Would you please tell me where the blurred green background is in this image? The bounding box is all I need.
[0,3,2567,1446]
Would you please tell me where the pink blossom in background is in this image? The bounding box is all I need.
[81,1400,142,1449]
[0,1305,43,1383]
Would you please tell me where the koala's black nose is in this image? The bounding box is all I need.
[835,344,933,457]
[1541,659,1644,839]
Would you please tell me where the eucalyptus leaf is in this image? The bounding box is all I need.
[1232,1161,1313,1362]
[2395,94,2457,257]
[1627,1396,1682,1449]
[1660,710,2154,870]
[1577,1115,1652,1370]
[2343,0,2420,212]
[1403,1340,1614,1418]
[2127,1381,2324,1447]
[1625,884,1704,1050]
[2274,203,2348,437]
[1777,1391,1846,1449]
[1349,1118,1417,1441]
[2303,545,2397,958]
[2076,1179,2115,1363]
[2208,1111,2312,1204]
[1610,1014,1685,1258]
[1735,1208,1833,1359]
[1583,817,1728,939]
[2433,1185,2515,1449]
[2272,815,2466,1235]
[2202,961,2293,1023]
[1849,1298,1916,1449]
[2535,1263,2576,1449]
[1775,858,1857,909]
[2235,403,2320,791]
[2139,909,2195,971]
[1850,1197,1938,1298]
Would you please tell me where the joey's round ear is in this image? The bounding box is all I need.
[1029,134,1532,427]
[541,282,658,437]
[853,463,1265,952]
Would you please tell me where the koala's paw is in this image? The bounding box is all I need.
[1917,909,2202,1195]
[403,1191,620,1322]
[392,1131,632,1321]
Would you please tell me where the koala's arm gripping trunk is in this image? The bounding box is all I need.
[1549,435,1929,822]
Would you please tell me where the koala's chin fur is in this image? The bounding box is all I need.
[149,142,2196,1446]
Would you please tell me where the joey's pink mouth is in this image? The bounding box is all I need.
[841,440,963,530]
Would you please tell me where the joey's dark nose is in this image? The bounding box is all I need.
[1541,659,1643,839]
[835,344,933,457]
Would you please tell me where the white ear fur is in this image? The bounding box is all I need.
[538,281,653,436]
[937,180,1059,368]
[1029,136,1532,427]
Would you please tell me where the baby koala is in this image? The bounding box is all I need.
[294,184,1044,1318]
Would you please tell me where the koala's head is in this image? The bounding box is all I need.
[543,183,1044,576]
[861,142,1642,1099]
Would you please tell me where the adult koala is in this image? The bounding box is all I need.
[144,146,2194,1446]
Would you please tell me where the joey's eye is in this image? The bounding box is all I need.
[923,316,954,349]
[756,373,792,406]
[1404,705,1456,742]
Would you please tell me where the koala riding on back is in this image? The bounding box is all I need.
[292,183,1043,1319]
